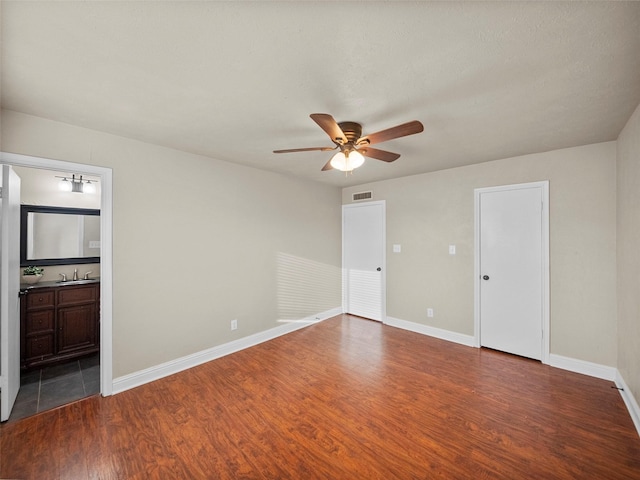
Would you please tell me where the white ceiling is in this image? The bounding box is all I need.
[2,1,640,188]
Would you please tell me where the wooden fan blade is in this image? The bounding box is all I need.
[357,147,401,162]
[321,158,334,171]
[359,120,424,145]
[310,113,348,145]
[273,146,335,154]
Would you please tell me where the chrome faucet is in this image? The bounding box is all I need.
[59,273,67,282]
[84,271,93,280]
[73,268,78,281]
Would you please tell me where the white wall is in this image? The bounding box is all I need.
[2,108,626,385]
[343,142,618,367]
[617,102,640,406]
[2,109,342,378]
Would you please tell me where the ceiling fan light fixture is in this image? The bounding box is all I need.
[330,150,365,172]
[273,113,423,172]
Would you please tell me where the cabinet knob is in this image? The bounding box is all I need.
[38,297,44,302]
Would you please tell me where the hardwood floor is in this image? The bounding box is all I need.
[2,315,639,479]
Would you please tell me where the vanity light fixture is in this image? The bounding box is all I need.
[56,174,98,194]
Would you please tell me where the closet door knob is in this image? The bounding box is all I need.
[482,275,490,280]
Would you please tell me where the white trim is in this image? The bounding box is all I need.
[384,316,476,347]
[615,370,640,438]
[473,189,481,348]
[474,181,550,363]
[99,168,113,396]
[385,316,623,383]
[548,353,616,381]
[341,200,386,322]
[0,152,114,396]
[112,307,341,394]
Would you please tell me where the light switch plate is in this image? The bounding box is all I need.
[393,244,401,253]
[449,245,456,255]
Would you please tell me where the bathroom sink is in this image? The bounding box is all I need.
[56,279,99,286]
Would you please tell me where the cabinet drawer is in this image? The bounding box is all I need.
[26,310,54,334]
[25,334,54,360]
[26,290,55,309]
[58,285,98,306]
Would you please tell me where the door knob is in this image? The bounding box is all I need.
[482,275,490,280]
[376,267,382,271]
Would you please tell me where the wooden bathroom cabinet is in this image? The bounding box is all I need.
[20,281,100,370]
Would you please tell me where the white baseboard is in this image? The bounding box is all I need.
[615,370,640,438]
[112,307,342,394]
[111,309,640,440]
[383,317,620,382]
[384,316,476,347]
[548,353,617,381]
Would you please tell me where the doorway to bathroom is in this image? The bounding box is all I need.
[0,152,113,422]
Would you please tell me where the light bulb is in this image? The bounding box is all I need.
[84,180,96,194]
[59,177,72,192]
[330,150,365,172]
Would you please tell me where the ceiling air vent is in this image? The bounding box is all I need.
[352,191,373,202]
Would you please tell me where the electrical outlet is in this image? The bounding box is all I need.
[231,319,238,330]
[427,308,434,318]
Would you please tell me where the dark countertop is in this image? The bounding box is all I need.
[19,277,100,292]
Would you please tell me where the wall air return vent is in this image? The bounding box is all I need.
[352,191,373,202]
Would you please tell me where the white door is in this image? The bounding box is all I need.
[476,182,548,361]
[343,201,385,321]
[1,165,21,421]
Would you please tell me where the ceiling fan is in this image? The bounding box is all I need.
[273,113,424,172]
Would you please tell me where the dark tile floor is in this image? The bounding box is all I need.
[8,353,100,422]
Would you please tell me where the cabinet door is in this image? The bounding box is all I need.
[57,304,98,355]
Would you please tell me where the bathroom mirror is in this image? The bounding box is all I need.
[20,205,101,266]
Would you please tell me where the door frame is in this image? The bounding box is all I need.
[0,152,113,396]
[342,200,386,321]
[473,181,550,364]
[1,165,21,420]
